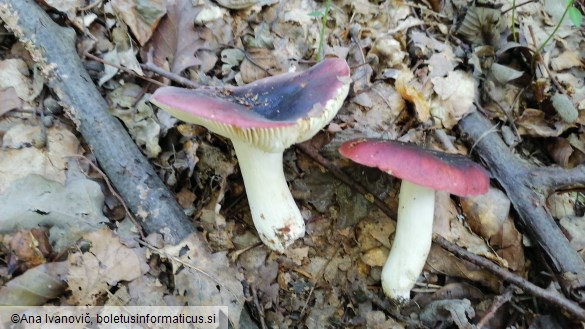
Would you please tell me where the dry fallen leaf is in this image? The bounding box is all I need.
[146,0,205,74]
[0,262,67,306]
[462,188,525,272]
[146,0,231,76]
[163,235,244,329]
[240,48,280,83]
[6,228,52,274]
[0,59,32,100]
[127,275,167,305]
[0,122,80,192]
[396,70,431,122]
[426,48,457,78]
[516,108,573,137]
[68,228,149,305]
[546,138,574,167]
[109,84,161,158]
[431,70,476,128]
[40,0,81,24]
[365,310,404,329]
[551,50,583,71]
[426,245,501,292]
[111,0,166,46]
[560,216,585,251]
[462,188,511,239]
[420,299,475,329]
[0,175,106,252]
[433,192,507,267]
[0,87,22,117]
[547,192,577,220]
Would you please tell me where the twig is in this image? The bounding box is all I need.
[296,141,394,217]
[297,247,340,323]
[83,52,165,87]
[234,47,273,76]
[435,235,585,321]
[527,26,568,95]
[141,48,200,88]
[476,285,514,328]
[354,284,421,327]
[530,165,585,193]
[65,154,146,240]
[501,0,537,15]
[138,238,245,306]
[459,112,585,301]
[250,284,267,329]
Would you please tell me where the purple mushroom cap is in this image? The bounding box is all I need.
[151,58,351,151]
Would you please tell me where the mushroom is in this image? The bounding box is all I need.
[338,138,489,302]
[150,58,350,252]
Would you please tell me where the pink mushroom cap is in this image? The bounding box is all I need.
[339,138,490,196]
[150,58,350,152]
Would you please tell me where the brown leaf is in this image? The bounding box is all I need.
[364,310,404,329]
[145,0,204,74]
[67,228,149,305]
[396,70,431,122]
[547,193,576,220]
[433,192,505,266]
[240,48,280,83]
[176,187,197,209]
[0,59,32,100]
[516,108,573,137]
[111,0,166,46]
[545,138,574,167]
[0,87,22,117]
[461,188,525,272]
[7,228,52,274]
[551,51,584,71]
[461,188,511,239]
[560,216,585,251]
[431,70,476,128]
[0,262,67,305]
[164,235,244,329]
[426,245,501,292]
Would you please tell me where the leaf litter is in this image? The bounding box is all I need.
[2,0,585,327]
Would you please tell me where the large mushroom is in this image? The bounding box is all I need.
[339,138,489,302]
[150,58,350,252]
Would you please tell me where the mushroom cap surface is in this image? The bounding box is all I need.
[339,138,490,196]
[151,58,350,152]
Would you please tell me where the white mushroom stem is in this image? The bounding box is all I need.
[231,139,305,252]
[381,180,435,302]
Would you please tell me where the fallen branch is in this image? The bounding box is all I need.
[0,1,257,328]
[435,234,585,321]
[458,111,585,301]
[0,0,194,246]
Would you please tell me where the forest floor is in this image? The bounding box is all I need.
[0,0,585,328]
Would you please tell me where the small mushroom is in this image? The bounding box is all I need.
[339,138,490,302]
[151,58,351,252]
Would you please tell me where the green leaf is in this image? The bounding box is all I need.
[568,7,583,26]
[308,10,324,17]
